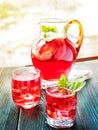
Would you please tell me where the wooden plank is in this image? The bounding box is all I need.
[74,60,98,129]
[76,56,98,62]
[77,80,98,129]
[0,67,19,130]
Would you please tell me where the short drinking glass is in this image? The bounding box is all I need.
[46,86,77,129]
[11,66,41,109]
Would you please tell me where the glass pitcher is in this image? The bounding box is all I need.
[31,19,83,87]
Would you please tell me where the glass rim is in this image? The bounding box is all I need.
[46,86,76,98]
[40,18,68,23]
[12,66,40,76]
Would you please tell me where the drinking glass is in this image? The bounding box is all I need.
[31,19,83,87]
[46,86,77,128]
[11,66,41,109]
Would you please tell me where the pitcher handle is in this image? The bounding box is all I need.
[65,19,83,52]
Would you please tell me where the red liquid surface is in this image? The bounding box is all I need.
[31,37,77,80]
[12,73,41,108]
[46,87,77,120]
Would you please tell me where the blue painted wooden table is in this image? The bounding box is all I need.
[0,60,98,130]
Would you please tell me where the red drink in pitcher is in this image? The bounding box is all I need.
[31,19,83,82]
[12,67,41,109]
[31,37,77,80]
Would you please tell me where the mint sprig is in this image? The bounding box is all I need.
[41,25,58,33]
[41,25,58,41]
[41,25,64,41]
[58,74,86,93]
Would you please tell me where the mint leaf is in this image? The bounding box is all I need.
[73,82,86,92]
[43,32,58,39]
[41,25,58,33]
[58,74,69,88]
[41,25,59,41]
[58,74,86,93]
[41,25,66,41]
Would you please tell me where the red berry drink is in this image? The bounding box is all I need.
[12,67,41,109]
[31,37,77,80]
[31,19,83,85]
[46,86,77,128]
